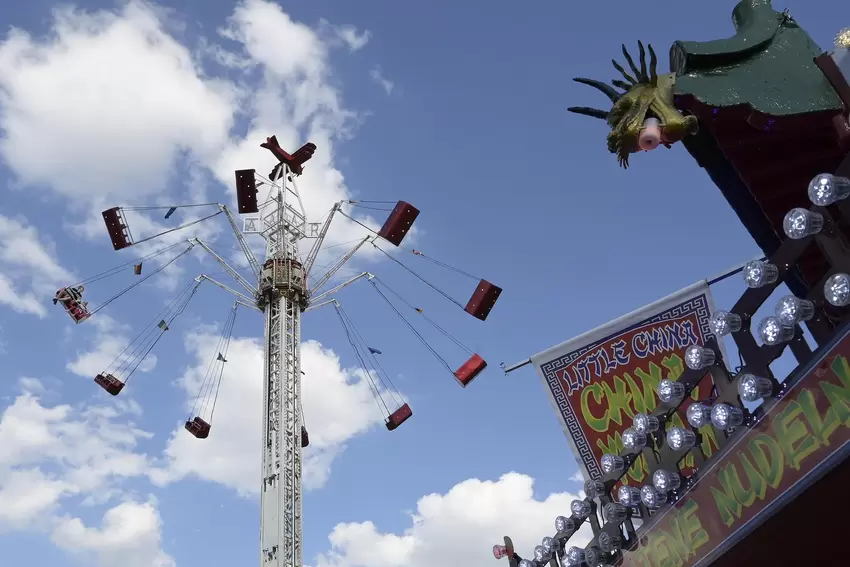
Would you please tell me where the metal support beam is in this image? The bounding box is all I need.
[192,238,258,295]
[195,273,260,310]
[218,203,262,279]
[308,272,373,305]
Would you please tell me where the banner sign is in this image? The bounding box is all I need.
[620,325,850,567]
[531,282,721,484]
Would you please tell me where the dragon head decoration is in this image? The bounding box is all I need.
[568,41,698,168]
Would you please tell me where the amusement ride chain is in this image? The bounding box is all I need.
[54,137,503,566]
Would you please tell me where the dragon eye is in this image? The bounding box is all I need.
[639,117,661,151]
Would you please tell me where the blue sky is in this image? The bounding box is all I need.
[0,1,843,566]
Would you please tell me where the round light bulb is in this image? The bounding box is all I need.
[571,499,592,519]
[686,402,712,428]
[743,260,779,289]
[657,379,686,405]
[808,173,850,206]
[737,373,773,402]
[640,484,667,509]
[566,547,585,566]
[709,310,742,336]
[758,316,795,346]
[603,502,628,524]
[621,427,647,453]
[555,515,575,534]
[775,295,815,326]
[652,469,681,493]
[783,208,823,239]
[666,426,696,450]
[633,412,659,434]
[825,273,850,307]
[598,531,622,553]
[534,545,548,561]
[585,546,602,567]
[542,537,553,553]
[711,403,744,429]
[617,485,641,507]
[584,479,606,499]
[519,560,535,567]
[685,345,716,370]
[600,453,625,474]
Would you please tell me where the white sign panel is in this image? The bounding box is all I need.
[242,216,261,234]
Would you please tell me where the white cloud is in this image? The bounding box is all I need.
[370,66,395,95]
[0,214,76,318]
[17,377,46,394]
[0,468,72,530]
[569,471,584,483]
[153,330,392,494]
[321,21,372,52]
[52,500,175,567]
[0,1,237,202]
[314,473,592,567]
[0,390,171,564]
[0,0,387,271]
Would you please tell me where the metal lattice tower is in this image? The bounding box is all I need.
[248,163,367,566]
[257,167,307,566]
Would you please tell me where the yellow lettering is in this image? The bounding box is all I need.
[748,434,784,489]
[580,382,610,432]
[624,370,656,415]
[665,514,690,565]
[772,400,820,470]
[682,499,709,552]
[798,388,840,446]
[653,532,674,567]
[661,354,685,382]
[602,375,635,428]
[824,355,850,425]
[738,453,767,504]
[699,423,718,460]
[634,363,664,407]
[711,462,743,526]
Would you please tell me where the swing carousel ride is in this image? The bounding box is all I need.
[53,136,503,567]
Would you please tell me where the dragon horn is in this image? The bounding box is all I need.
[637,41,648,82]
[572,77,620,102]
[611,59,637,84]
[567,106,609,120]
[648,44,659,83]
[612,79,631,90]
[621,44,641,81]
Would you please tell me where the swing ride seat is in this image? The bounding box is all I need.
[454,353,487,387]
[56,288,91,324]
[94,373,125,396]
[185,416,211,439]
[259,137,316,176]
[62,299,91,324]
[386,403,412,431]
[378,201,420,247]
[101,207,132,250]
[235,169,259,214]
[301,425,309,448]
[464,279,502,321]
